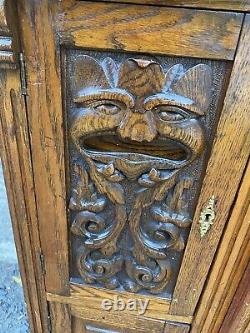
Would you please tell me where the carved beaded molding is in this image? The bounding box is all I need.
[66,52,224,296]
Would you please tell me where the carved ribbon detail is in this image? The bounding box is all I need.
[69,55,212,294]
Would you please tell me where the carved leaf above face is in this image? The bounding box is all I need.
[71,57,212,178]
[73,55,111,91]
[118,59,166,100]
[171,64,212,114]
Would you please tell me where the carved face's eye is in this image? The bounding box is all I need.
[155,106,189,122]
[93,101,122,115]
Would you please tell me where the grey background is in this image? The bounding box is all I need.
[0,162,29,333]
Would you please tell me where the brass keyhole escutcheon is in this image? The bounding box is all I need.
[199,196,216,238]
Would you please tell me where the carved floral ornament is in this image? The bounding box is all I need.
[69,55,212,294]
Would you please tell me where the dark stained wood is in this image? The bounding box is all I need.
[193,161,250,332]
[86,0,250,11]
[170,14,250,316]
[17,0,69,295]
[219,261,250,333]
[60,2,243,60]
[67,53,221,297]
[164,322,190,333]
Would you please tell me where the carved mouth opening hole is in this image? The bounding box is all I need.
[81,134,188,161]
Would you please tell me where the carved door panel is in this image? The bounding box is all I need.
[67,51,225,297]
[15,1,250,332]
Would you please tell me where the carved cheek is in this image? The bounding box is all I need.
[70,108,123,144]
[156,118,206,160]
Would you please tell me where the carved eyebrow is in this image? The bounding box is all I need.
[74,88,135,108]
[144,93,204,116]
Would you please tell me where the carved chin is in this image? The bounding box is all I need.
[79,132,192,179]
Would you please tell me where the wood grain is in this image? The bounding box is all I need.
[17,0,69,294]
[69,283,171,320]
[68,54,216,296]
[72,317,86,333]
[193,161,250,332]
[47,283,191,323]
[50,302,71,333]
[11,1,250,332]
[170,14,250,316]
[164,322,190,333]
[72,315,164,333]
[47,283,192,324]
[85,0,250,11]
[71,306,166,333]
[219,262,250,333]
[0,69,50,332]
[60,1,243,60]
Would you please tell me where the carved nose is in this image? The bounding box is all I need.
[118,111,157,142]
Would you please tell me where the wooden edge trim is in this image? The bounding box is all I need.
[219,261,250,333]
[46,283,192,324]
[192,161,250,332]
[0,79,34,331]
[17,0,69,295]
[59,1,243,60]
[49,302,71,333]
[79,0,250,12]
[164,321,190,333]
[170,14,250,316]
[71,305,166,332]
[0,69,50,332]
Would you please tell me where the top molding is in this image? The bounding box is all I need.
[79,0,250,12]
[60,2,243,60]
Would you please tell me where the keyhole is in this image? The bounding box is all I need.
[205,213,212,221]
[199,196,216,238]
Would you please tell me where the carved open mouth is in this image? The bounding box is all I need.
[80,133,189,162]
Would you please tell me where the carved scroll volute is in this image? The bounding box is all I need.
[0,0,18,69]
[68,54,213,295]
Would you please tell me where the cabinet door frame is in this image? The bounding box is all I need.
[1,0,249,332]
[0,0,49,332]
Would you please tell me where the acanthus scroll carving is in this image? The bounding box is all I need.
[68,54,213,295]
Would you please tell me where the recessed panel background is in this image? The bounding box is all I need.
[64,49,229,298]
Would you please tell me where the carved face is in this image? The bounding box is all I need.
[71,56,211,179]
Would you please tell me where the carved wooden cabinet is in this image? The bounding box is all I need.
[0,1,249,332]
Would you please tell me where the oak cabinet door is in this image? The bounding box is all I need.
[12,1,250,332]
